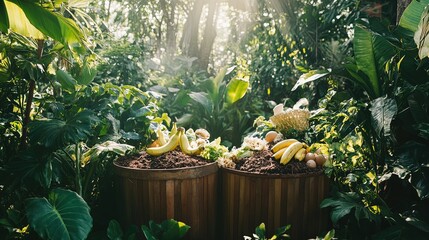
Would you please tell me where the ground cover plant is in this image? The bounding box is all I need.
[0,0,428,239]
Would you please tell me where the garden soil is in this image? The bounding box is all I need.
[117,149,322,175]
[115,149,210,169]
[235,149,323,175]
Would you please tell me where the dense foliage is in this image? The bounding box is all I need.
[0,0,428,239]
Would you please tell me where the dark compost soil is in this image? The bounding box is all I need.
[115,150,210,169]
[234,149,323,175]
[115,149,323,175]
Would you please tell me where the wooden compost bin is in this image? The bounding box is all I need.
[114,162,218,240]
[221,168,329,240]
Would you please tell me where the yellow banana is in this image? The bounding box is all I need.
[156,127,167,146]
[179,128,203,155]
[146,128,182,156]
[280,142,303,165]
[273,147,287,160]
[169,123,177,137]
[271,139,299,153]
[294,148,306,161]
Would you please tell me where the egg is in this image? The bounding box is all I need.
[314,154,326,166]
[306,160,317,168]
[305,152,316,162]
[264,131,278,143]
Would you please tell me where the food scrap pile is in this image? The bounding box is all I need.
[218,100,328,175]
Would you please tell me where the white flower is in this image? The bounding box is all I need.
[242,137,268,151]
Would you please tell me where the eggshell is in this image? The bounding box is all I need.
[306,160,317,168]
[314,154,326,166]
[305,152,316,162]
[265,131,278,143]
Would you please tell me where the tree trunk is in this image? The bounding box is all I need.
[397,0,412,24]
[180,0,204,57]
[164,0,177,55]
[198,0,217,71]
[21,39,44,147]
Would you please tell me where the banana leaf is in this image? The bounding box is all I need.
[225,77,249,104]
[353,24,396,98]
[399,0,429,33]
[3,0,84,50]
[414,5,429,59]
[3,0,44,39]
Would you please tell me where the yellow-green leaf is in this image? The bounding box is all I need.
[226,77,249,104]
[4,0,44,39]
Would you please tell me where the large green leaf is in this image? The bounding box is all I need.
[29,110,98,148]
[225,77,249,104]
[369,97,398,138]
[107,220,123,240]
[0,0,9,32]
[320,192,367,225]
[189,92,212,112]
[399,0,429,33]
[8,0,84,49]
[354,24,379,97]
[56,69,77,91]
[4,0,44,39]
[81,141,134,165]
[8,147,53,189]
[353,24,396,98]
[414,5,429,59]
[25,188,92,240]
[77,62,97,85]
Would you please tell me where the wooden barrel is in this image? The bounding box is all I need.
[221,168,329,240]
[113,162,218,240]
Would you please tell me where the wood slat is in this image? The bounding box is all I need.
[114,162,218,240]
[221,168,329,240]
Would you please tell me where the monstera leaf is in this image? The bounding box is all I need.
[29,110,99,148]
[25,188,92,240]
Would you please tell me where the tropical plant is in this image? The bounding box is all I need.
[243,223,290,240]
[106,219,139,240]
[0,1,169,238]
[153,65,262,147]
[301,1,429,239]
[94,40,148,86]
[106,219,190,240]
[238,0,359,107]
[141,219,190,240]
[25,188,92,240]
